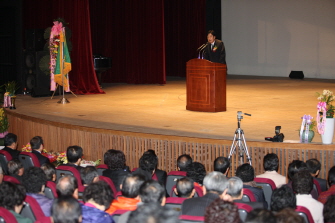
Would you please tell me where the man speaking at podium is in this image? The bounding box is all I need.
[203,30,226,64]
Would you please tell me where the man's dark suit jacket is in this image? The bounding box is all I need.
[203,39,226,64]
[181,192,219,216]
[243,184,268,209]
[314,177,327,192]
[32,150,50,166]
[155,169,167,188]
[103,168,130,192]
[2,146,20,160]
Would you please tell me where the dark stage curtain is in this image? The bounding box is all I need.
[23,0,103,94]
[164,0,206,77]
[89,0,166,84]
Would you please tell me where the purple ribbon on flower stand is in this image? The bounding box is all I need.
[300,114,313,143]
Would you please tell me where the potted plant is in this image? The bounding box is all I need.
[2,81,19,109]
[316,90,335,144]
[0,107,9,146]
[299,115,316,143]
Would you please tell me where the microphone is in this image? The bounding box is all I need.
[201,43,209,59]
[198,43,208,59]
[196,44,205,51]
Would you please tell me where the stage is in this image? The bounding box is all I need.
[6,75,335,177]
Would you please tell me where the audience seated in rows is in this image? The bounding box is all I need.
[40,163,56,182]
[30,136,50,165]
[8,159,24,183]
[256,153,286,188]
[118,179,166,223]
[142,150,167,187]
[293,169,324,223]
[213,156,230,177]
[204,198,240,223]
[106,173,145,214]
[306,158,328,192]
[174,177,195,198]
[2,133,20,160]
[181,171,228,216]
[270,185,296,212]
[177,154,192,171]
[318,166,335,204]
[0,181,33,223]
[133,152,159,181]
[22,166,53,217]
[275,208,304,223]
[81,181,114,223]
[59,145,83,171]
[80,166,99,186]
[102,149,130,192]
[51,196,82,223]
[56,175,79,199]
[235,163,267,208]
[185,162,206,186]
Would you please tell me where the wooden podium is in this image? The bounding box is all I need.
[186,59,227,112]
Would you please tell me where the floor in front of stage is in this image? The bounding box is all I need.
[12,75,335,143]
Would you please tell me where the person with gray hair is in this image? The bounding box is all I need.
[226,177,243,200]
[181,171,228,216]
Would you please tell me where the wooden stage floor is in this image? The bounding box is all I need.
[11,75,335,144]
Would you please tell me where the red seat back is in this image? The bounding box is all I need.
[0,207,18,223]
[313,179,322,196]
[19,152,40,169]
[296,205,315,223]
[242,188,257,202]
[99,176,117,197]
[21,195,46,222]
[166,171,187,198]
[254,177,276,209]
[56,166,85,192]
[3,175,20,184]
[0,150,12,175]
[45,181,58,199]
[235,202,253,222]
[96,164,108,176]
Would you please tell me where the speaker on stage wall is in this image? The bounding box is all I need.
[289,71,304,79]
[25,29,46,51]
[23,50,51,97]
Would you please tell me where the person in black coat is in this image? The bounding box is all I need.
[58,145,84,171]
[30,136,50,166]
[203,30,226,64]
[2,133,20,160]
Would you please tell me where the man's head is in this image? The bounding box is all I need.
[207,30,216,44]
[80,166,99,186]
[22,166,47,193]
[287,160,307,181]
[8,159,24,176]
[139,153,157,175]
[263,153,279,172]
[51,196,82,223]
[203,171,228,195]
[328,166,335,186]
[103,149,126,170]
[121,173,146,199]
[41,163,56,182]
[66,146,83,164]
[235,163,254,183]
[174,177,195,198]
[30,136,43,151]
[185,162,206,185]
[56,175,79,199]
[270,185,296,211]
[214,157,230,176]
[226,177,243,200]
[292,170,313,195]
[139,180,166,205]
[245,209,277,223]
[306,158,321,177]
[0,182,26,212]
[4,133,17,148]
[205,199,240,223]
[177,154,192,171]
[83,181,113,211]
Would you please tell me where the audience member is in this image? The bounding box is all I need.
[56,175,79,199]
[2,133,20,160]
[59,145,83,171]
[40,163,56,182]
[318,165,335,204]
[103,149,130,191]
[30,136,50,165]
[174,177,195,198]
[270,185,296,212]
[82,181,114,223]
[0,181,33,223]
[275,208,304,223]
[181,171,228,216]
[22,166,53,216]
[323,194,335,223]
[235,163,267,208]
[105,173,145,214]
[142,150,167,187]
[51,196,82,223]
[286,160,318,199]
[293,169,323,223]
[245,208,276,223]
[204,198,240,223]
[0,166,3,184]
[177,154,192,171]
[256,153,286,187]
[306,158,327,192]
[185,162,206,186]
[132,153,158,181]
[8,159,24,183]
[213,156,230,176]
[80,166,99,186]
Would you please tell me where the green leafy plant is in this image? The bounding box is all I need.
[0,108,9,133]
[2,81,20,96]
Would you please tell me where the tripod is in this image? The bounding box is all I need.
[228,111,252,165]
